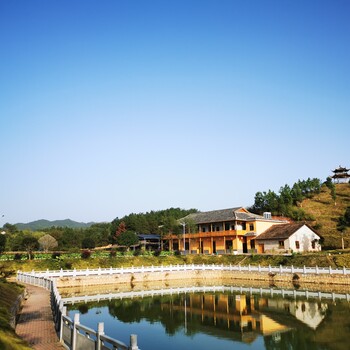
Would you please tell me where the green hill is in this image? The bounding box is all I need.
[301,183,350,249]
[15,219,94,231]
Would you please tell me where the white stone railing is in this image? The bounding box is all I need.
[18,263,350,279]
[16,273,140,350]
[61,285,350,304]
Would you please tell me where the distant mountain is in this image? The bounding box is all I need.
[15,219,94,231]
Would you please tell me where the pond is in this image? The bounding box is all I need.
[67,286,350,350]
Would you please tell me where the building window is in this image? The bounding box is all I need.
[295,241,300,249]
[242,223,246,230]
[311,240,316,249]
[279,241,284,248]
[249,224,254,231]
[202,227,206,233]
[225,223,230,231]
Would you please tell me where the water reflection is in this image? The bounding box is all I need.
[68,291,350,350]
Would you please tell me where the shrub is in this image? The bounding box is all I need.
[133,249,141,256]
[64,260,73,269]
[13,253,22,261]
[81,250,91,259]
[109,250,116,258]
[51,252,61,259]
[153,249,161,257]
[313,223,323,230]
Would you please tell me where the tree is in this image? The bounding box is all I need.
[337,206,350,250]
[116,231,139,250]
[2,223,18,234]
[325,176,337,205]
[0,234,6,254]
[21,235,39,260]
[82,237,96,249]
[38,234,58,252]
[337,216,347,250]
[344,206,350,226]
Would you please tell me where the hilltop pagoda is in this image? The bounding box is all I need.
[331,165,350,183]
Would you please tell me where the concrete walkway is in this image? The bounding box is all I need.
[16,283,64,350]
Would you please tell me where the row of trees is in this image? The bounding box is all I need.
[249,178,322,220]
[0,208,198,255]
[0,222,112,254]
[110,207,198,239]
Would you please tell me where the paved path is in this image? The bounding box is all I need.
[16,283,65,350]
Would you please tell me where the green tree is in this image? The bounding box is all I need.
[82,237,96,249]
[21,235,39,260]
[344,206,350,225]
[116,231,139,250]
[84,223,111,247]
[337,216,347,250]
[291,183,303,206]
[2,223,17,234]
[0,234,6,253]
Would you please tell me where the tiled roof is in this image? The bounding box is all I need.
[181,207,263,224]
[255,223,310,240]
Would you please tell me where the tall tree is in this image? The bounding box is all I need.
[0,234,6,254]
[337,216,347,250]
[21,235,39,260]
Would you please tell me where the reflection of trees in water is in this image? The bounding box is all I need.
[107,296,185,335]
[264,331,320,350]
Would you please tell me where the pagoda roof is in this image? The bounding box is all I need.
[332,165,350,173]
[332,173,350,179]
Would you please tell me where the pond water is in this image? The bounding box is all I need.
[67,288,350,350]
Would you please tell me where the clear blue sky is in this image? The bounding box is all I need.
[1,0,349,224]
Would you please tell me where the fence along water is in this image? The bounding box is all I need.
[16,273,140,350]
[16,263,350,349]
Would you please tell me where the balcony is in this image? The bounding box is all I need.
[165,229,247,240]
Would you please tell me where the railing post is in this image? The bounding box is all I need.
[96,322,104,350]
[329,266,332,274]
[303,265,306,274]
[72,313,80,350]
[291,265,294,273]
[60,306,67,342]
[279,265,282,273]
[343,266,346,275]
[316,265,319,274]
[258,264,261,272]
[129,334,139,350]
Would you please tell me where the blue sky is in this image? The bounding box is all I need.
[0,0,349,224]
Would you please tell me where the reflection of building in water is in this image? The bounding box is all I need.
[162,293,327,343]
[259,298,327,330]
[162,293,290,343]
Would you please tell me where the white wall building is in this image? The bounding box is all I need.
[256,223,321,253]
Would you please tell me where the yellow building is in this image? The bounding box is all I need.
[164,207,287,254]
